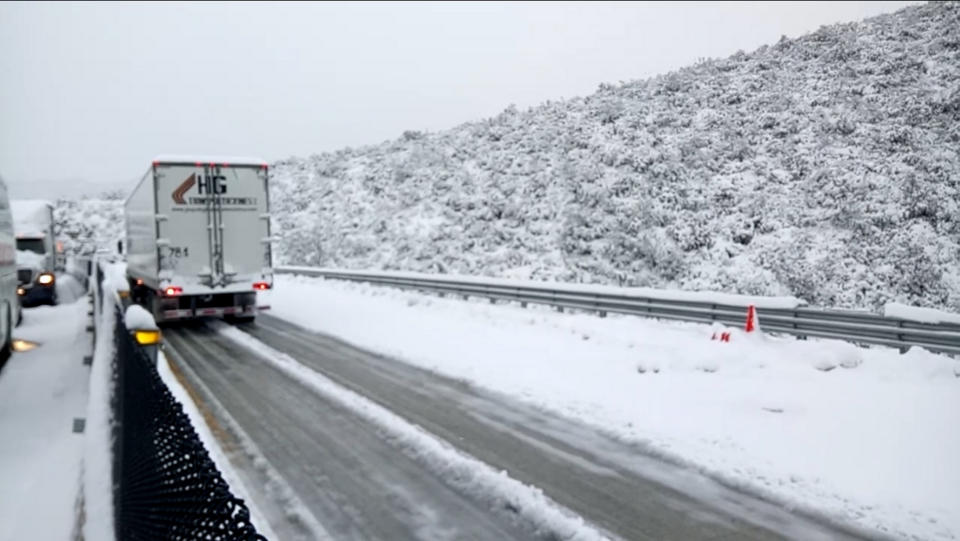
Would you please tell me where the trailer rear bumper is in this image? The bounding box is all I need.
[147,290,268,322]
[162,304,270,321]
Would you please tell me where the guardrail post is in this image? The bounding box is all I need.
[794,310,807,340]
[897,320,908,353]
[596,296,606,317]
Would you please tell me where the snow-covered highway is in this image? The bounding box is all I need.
[161,311,885,541]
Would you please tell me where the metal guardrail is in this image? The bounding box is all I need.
[276,267,960,356]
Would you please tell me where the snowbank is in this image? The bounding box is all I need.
[884,303,960,325]
[101,261,128,297]
[123,305,157,331]
[56,274,86,305]
[267,274,960,541]
[83,288,116,541]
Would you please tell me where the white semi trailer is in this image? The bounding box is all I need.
[124,155,273,323]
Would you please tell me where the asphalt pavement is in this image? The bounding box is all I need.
[163,314,876,541]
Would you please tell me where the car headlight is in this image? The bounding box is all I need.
[37,273,55,285]
[17,287,25,296]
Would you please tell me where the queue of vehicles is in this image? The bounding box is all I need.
[0,153,273,363]
[0,180,62,360]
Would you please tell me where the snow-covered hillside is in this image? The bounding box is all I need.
[271,2,960,312]
[53,193,124,256]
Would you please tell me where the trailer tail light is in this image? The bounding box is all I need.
[164,286,183,296]
[253,282,271,291]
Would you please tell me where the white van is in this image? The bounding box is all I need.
[0,176,23,363]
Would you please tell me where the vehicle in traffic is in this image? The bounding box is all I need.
[11,199,58,307]
[124,155,273,323]
[0,176,23,362]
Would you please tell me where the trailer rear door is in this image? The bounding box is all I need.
[155,163,269,289]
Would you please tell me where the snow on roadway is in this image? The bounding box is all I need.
[157,351,285,541]
[217,323,610,541]
[264,274,960,541]
[0,275,91,541]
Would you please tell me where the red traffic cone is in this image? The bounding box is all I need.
[745,305,757,333]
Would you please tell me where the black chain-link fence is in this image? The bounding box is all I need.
[112,302,265,540]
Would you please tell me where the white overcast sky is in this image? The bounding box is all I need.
[0,1,919,197]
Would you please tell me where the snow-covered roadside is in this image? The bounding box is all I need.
[217,323,610,541]
[82,285,114,541]
[280,266,805,309]
[81,261,126,541]
[266,274,960,541]
[0,295,91,541]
